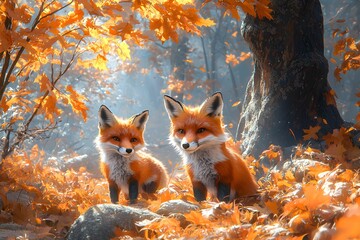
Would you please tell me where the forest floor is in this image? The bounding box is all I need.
[0,138,359,239]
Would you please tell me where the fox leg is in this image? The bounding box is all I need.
[141,181,158,200]
[192,181,207,202]
[128,178,139,204]
[142,181,157,194]
[109,180,119,204]
[217,182,231,203]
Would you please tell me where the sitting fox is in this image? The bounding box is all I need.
[163,92,258,202]
[95,105,168,204]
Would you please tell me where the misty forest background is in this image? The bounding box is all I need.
[13,0,358,174]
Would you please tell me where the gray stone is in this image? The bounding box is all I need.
[156,200,199,216]
[282,159,328,182]
[67,204,161,240]
[6,190,34,205]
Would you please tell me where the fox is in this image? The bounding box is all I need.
[163,92,258,202]
[95,105,169,204]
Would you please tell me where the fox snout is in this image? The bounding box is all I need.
[181,140,199,152]
[118,147,134,156]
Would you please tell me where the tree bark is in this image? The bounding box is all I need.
[237,0,344,156]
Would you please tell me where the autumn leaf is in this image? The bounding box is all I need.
[231,205,241,224]
[303,126,321,140]
[34,74,51,92]
[255,0,273,20]
[325,143,346,161]
[239,52,251,61]
[184,211,212,225]
[346,37,358,51]
[93,54,108,70]
[0,96,9,112]
[199,67,206,72]
[116,41,131,61]
[265,201,279,215]
[334,39,346,56]
[232,100,241,107]
[39,93,62,124]
[226,54,240,66]
[195,17,215,27]
[303,184,331,210]
[333,205,360,240]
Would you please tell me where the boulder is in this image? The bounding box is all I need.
[67,204,161,240]
[156,200,199,216]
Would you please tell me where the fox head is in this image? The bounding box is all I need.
[164,92,227,154]
[96,105,149,158]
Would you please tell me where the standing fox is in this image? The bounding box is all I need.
[95,105,169,204]
[164,92,258,202]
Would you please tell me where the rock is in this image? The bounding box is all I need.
[0,223,30,240]
[282,159,328,182]
[312,225,335,240]
[155,200,200,228]
[67,204,161,240]
[0,223,54,240]
[6,190,34,205]
[0,223,26,231]
[156,200,199,216]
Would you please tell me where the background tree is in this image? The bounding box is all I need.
[236,0,346,156]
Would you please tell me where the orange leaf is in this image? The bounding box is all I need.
[303,126,321,140]
[0,96,9,112]
[325,143,346,161]
[232,100,241,107]
[303,184,331,211]
[93,54,108,70]
[240,1,256,17]
[40,93,61,124]
[35,217,42,224]
[195,17,215,27]
[334,39,346,56]
[265,201,279,215]
[231,205,241,224]
[226,54,240,66]
[333,205,360,240]
[66,85,88,121]
[184,211,212,225]
[35,74,51,92]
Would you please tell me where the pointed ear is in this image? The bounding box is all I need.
[98,105,117,129]
[163,95,184,118]
[132,110,149,130]
[200,92,223,117]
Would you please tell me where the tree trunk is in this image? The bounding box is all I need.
[237,0,344,156]
[170,35,189,100]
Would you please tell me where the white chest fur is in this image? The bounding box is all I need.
[102,153,134,195]
[183,145,225,196]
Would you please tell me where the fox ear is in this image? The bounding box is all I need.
[163,95,184,118]
[98,105,117,129]
[200,92,223,117]
[132,110,149,130]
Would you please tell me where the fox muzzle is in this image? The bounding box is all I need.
[118,147,134,157]
[181,140,199,151]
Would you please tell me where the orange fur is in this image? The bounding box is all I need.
[96,106,168,203]
[164,93,258,202]
[215,145,258,196]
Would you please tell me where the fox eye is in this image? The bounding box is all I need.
[130,138,137,143]
[177,129,185,134]
[197,128,206,133]
[112,136,120,141]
